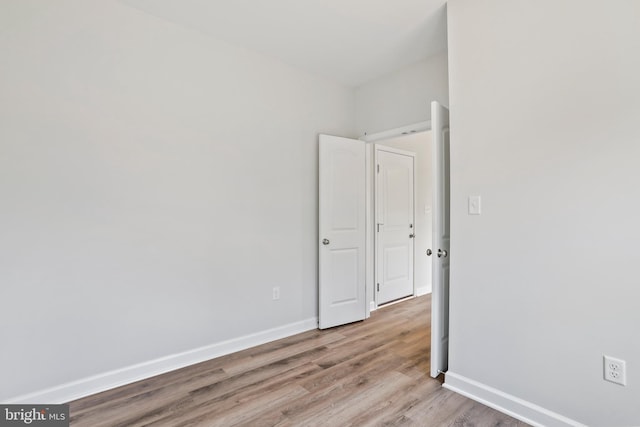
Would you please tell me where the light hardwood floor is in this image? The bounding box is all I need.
[69,295,529,426]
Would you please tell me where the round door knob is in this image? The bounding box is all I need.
[322,238,330,245]
[437,248,448,258]
[426,249,432,256]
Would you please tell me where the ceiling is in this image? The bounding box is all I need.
[120,0,448,87]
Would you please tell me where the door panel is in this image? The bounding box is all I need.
[319,134,367,329]
[330,153,360,230]
[431,101,451,377]
[384,245,409,280]
[329,249,359,304]
[376,148,415,305]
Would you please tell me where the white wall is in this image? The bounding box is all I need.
[446,1,640,426]
[0,1,354,401]
[377,132,433,295]
[355,53,449,137]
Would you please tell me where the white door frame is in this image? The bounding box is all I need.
[373,145,417,308]
[360,117,450,375]
[360,120,431,312]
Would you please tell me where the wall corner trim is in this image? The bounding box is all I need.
[443,372,587,427]
[4,317,318,405]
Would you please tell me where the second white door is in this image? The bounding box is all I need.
[376,146,415,305]
[319,134,367,329]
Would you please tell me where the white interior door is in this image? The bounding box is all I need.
[430,101,451,377]
[319,134,367,329]
[375,146,415,305]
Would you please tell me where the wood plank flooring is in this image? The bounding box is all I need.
[69,295,530,426]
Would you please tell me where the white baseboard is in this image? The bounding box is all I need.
[5,317,318,405]
[416,286,431,296]
[444,372,587,427]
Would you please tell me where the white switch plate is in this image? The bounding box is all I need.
[468,196,481,215]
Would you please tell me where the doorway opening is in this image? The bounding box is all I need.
[372,137,428,309]
[318,102,449,378]
[362,101,450,378]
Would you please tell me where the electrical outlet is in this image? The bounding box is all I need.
[604,355,627,386]
[272,287,280,300]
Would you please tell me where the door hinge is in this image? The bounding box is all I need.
[377,283,380,292]
[377,164,380,173]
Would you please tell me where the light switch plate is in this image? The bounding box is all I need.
[468,196,481,215]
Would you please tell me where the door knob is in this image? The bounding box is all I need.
[437,248,448,258]
[322,238,330,245]
[426,249,432,256]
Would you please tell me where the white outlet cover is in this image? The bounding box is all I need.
[604,355,627,386]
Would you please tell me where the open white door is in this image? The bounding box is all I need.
[430,101,450,377]
[319,134,367,329]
